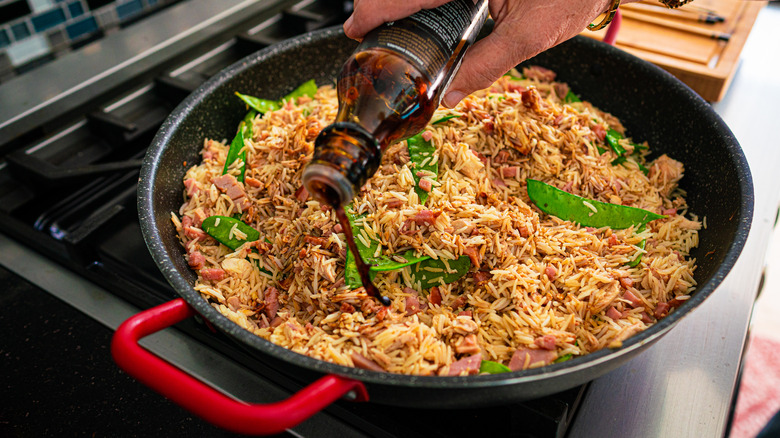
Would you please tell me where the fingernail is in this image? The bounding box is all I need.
[443,91,466,108]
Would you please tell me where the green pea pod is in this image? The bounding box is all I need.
[432,114,461,125]
[343,207,432,288]
[526,179,665,229]
[627,224,648,268]
[564,90,581,103]
[282,79,317,102]
[407,133,438,205]
[235,80,317,114]
[223,111,256,183]
[410,256,471,289]
[479,360,511,374]
[201,215,260,250]
[605,129,627,156]
[553,353,573,363]
[235,92,281,114]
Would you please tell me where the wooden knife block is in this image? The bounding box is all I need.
[581,0,767,102]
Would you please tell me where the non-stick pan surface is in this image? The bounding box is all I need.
[138,26,752,407]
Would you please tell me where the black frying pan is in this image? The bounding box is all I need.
[114,26,753,435]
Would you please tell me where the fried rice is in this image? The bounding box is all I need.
[173,66,701,376]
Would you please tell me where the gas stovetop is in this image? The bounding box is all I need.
[0,1,586,436]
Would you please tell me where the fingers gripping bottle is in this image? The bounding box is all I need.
[303,0,489,208]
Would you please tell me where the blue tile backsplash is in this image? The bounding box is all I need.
[0,0,180,70]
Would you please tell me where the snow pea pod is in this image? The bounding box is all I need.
[201,215,260,251]
[407,133,438,205]
[235,79,317,114]
[526,179,665,229]
[479,360,511,374]
[223,111,256,183]
[410,256,471,289]
[432,114,461,125]
[564,90,581,103]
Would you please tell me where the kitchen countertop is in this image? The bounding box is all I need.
[1,2,779,437]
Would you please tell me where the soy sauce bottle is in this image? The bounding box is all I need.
[302,0,489,304]
[303,0,489,207]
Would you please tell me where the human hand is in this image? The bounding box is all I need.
[344,0,620,108]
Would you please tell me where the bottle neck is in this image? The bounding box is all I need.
[302,122,381,207]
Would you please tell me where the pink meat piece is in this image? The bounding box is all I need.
[245,177,262,188]
[506,82,527,93]
[606,306,622,320]
[534,335,557,351]
[501,166,519,178]
[458,310,473,317]
[620,276,633,289]
[623,289,644,308]
[482,118,495,134]
[184,178,201,197]
[455,334,481,355]
[463,247,481,270]
[411,210,440,226]
[492,178,507,189]
[592,125,607,142]
[663,208,678,216]
[429,287,442,306]
[404,288,421,316]
[295,186,309,202]
[473,271,491,284]
[351,353,385,372]
[447,353,482,376]
[421,131,434,141]
[508,348,557,371]
[654,302,671,319]
[472,150,488,165]
[545,265,557,280]
[418,178,432,192]
[213,174,251,210]
[523,65,556,82]
[187,251,205,270]
[184,224,206,241]
[640,312,654,324]
[264,287,279,320]
[200,268,226,282]
[192,209,208,227]
[608,234,619,247]
[385,198,404,209]
[226,296,242,311]
[562,181,574,193]
[554,82,570,100]
[494,149,510,164]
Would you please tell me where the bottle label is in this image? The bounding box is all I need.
[358,0,488,80]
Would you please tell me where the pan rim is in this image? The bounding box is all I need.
[138,26,754,391]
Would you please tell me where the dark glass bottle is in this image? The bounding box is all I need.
[302,0,489,207]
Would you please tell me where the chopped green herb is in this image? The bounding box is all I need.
[526,179,665,229]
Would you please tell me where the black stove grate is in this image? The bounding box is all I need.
[0,2,587,437]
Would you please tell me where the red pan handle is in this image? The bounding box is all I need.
[111,298,369,435]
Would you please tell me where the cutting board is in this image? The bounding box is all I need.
[581,0,767,101]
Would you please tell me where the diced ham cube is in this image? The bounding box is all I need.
[463,247,481,270]
[421,131,434,141]
[473,271,491,284]
[619,276,633,289]
[429,287,442,306]
[455,334,481,355]
[606,306,622,320]
[187,251,205,270]
[492,178,507,189]
[404,288,421,316]
[592,125,606,142]
[200,268,226,281]
[608,234,619,247]
[508,348,557,371]
[623,289,644,308]
[418,178,432,192]
[447,353,482,376]
[494,149,510,164]
[245,177,262,188]
[351,353,384,372]
[340,302,355,313]
[295,185,309,202]
[264,287,279,320]
[545,265,557,280]
[501,166,519,178]
[184,178,201,197]
[654,302,671,319]
[640,312,654,324]
[663,208,678,216]
[213,174,251,210]
[534,335,557,351]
